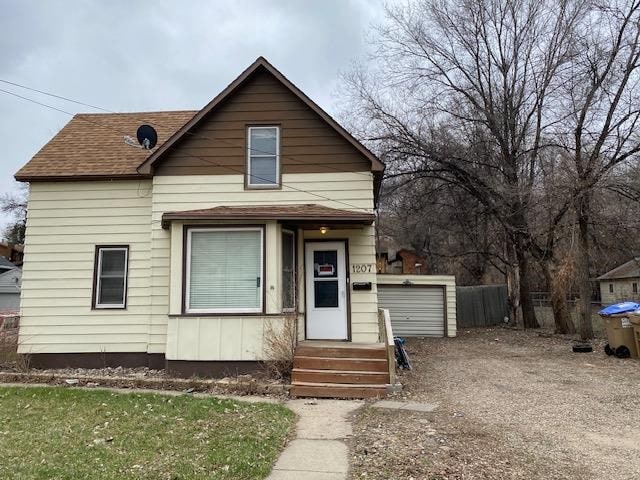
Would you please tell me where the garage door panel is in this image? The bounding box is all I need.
[378,286,445,337]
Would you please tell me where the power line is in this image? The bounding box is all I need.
[0,79,110,112]
[0,86,374,213]
[0,77,377,180]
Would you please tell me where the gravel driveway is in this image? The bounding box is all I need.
[349,328,640,479]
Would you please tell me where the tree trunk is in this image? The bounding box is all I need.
[506,262,523,327]
[505,237,523,327]
[576,191,594,340]
[541,259,575,334]
[516,244,540,329]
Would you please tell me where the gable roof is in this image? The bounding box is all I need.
[597,258,640,280]
[138,57,384,174]
[15,111,196,181]
[16,57,383,182]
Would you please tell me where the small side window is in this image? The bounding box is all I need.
[633,283,638,294]
[247,126,279,187]
[93,246,129,309]
[282,229,296,311]
[609,283,614,293]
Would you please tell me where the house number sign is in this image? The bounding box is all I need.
[351,264,373,273]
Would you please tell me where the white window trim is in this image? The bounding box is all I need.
[282,229,296,313]
[185,227,264,314]
[95,246,128,309]
[247,125,280,188]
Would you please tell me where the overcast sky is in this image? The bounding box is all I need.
[0,0,385,233]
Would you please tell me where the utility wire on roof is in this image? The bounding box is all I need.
[0,78,377,180]
[0,85,374,213]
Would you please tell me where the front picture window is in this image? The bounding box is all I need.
[186,228,263,313]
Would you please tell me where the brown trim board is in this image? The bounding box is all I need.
[26,353,264,378]
[27,353,165,370]
[166,360,263,378]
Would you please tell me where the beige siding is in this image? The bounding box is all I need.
[166,316,286,361]
[154,172,377,357]
[599,278,640,305]
[376,274,457,337]
[19,171,377,359]
[19,181,153,354]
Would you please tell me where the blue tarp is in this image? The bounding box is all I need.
[598,301,640,316]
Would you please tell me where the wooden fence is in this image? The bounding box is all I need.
[456,285,508,328]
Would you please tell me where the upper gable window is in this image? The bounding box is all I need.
[247,126,280,188]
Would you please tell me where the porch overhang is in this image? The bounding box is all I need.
[161,204,375,229]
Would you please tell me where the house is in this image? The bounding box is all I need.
[0,243,23,266]
[377,248,428,275]
[0,257,21,311]
[597,258,640,305]
[15,57,390,395]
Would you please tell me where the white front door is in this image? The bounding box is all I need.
[305,241,348,340]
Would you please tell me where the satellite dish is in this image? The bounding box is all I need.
[136,124,158,150]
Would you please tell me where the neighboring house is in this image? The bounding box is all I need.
[0,243,24,266]
[0,258,21,311]
[597,258,640,305]
[377,248,428,274]
[14,57,385,378]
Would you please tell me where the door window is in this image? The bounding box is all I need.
[313,250,339,308]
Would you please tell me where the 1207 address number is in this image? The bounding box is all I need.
[351,264,373,273]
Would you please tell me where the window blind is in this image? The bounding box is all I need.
[188,229,262,312]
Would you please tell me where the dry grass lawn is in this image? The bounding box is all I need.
[0,386,294,480]
[349,328,640,479]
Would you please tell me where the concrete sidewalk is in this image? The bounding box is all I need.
[267,399,362,480]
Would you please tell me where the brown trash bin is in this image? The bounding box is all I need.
[629,314,640,359]
[602,314,638,358]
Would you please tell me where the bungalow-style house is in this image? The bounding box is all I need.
[15,58,391,397]
[597,258,640,305]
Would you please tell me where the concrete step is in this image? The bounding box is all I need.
[294,344,387,359]
[291,381,388,399]
[293,356,389,372]
[291,368,390,385]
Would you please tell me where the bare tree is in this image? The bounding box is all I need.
[1,185,28,245]
[345,0,587,329]
[555,0,640,339]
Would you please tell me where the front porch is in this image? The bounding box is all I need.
[291,341,390,398]
[291,310,397,398]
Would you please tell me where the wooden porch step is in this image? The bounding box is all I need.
[292,368,390,385]
[291,381,388,399]
[295,344,387,359]
[293,356,389,372]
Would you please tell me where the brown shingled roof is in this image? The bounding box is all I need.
[15,110,196,181]
[161,204,375,229]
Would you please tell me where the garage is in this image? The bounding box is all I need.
[376,274,457,337]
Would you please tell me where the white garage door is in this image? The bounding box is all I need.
[377,285,445,336]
